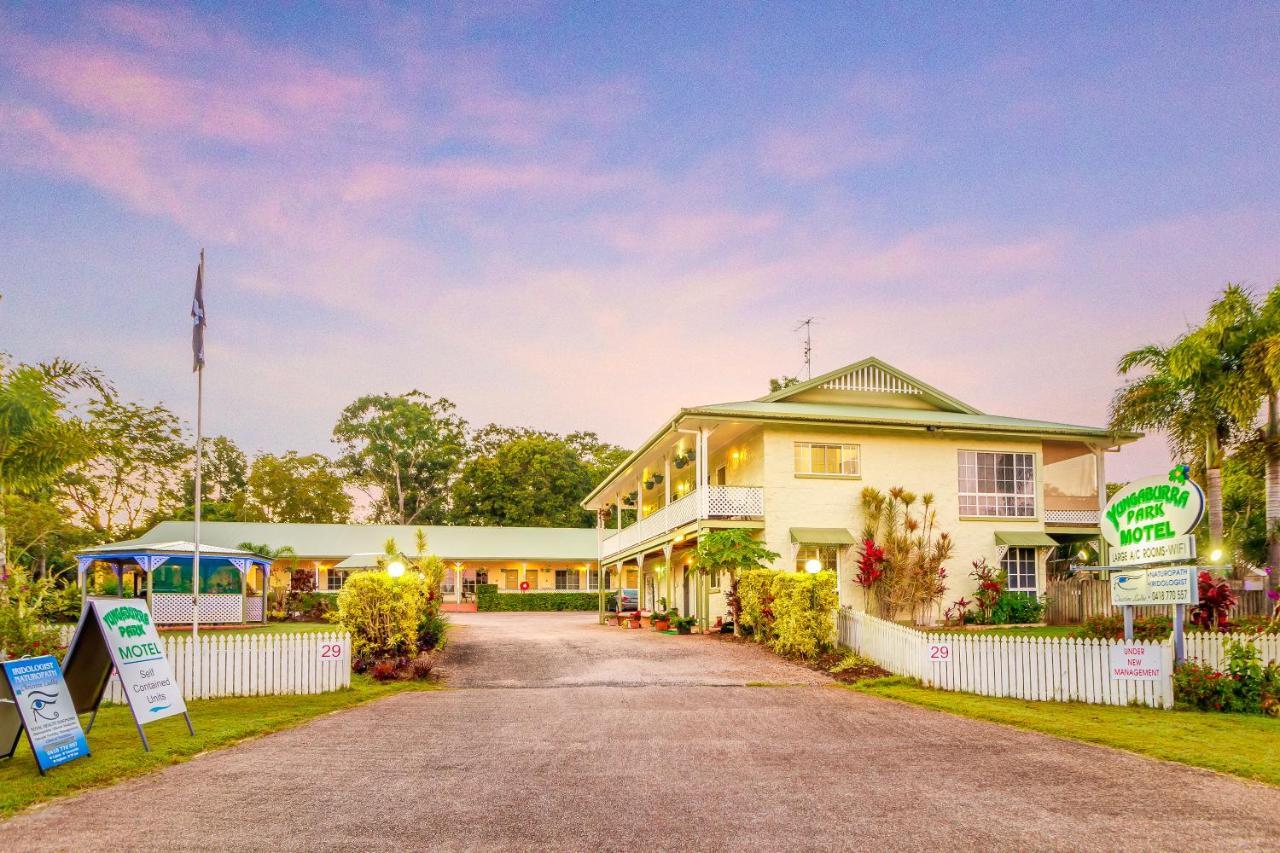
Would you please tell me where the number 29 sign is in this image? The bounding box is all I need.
[926,642,953,664]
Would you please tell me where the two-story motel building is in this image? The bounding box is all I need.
[582,357,1140,628]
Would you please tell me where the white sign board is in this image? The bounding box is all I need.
[91,599,187,725]
[925,641,953,664]
[1109,644,1164,681]
[1110,533,1197,568]
[1110,564,1198,607]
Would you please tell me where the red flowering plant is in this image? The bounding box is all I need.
[969,558,1004,625]
[854,538,885,612]
[1190,571,1237,632]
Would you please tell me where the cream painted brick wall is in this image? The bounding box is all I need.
[758,427,1056,616]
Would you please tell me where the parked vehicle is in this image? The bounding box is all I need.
[615,588,639,612]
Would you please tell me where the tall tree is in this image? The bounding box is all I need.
[174,434,249,523]
[450,432,602,527]
[58,398,190,539]
[333,391,468,524]
[240,451,352,524]
[0,355,107,572]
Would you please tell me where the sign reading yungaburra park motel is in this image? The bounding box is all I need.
[1103,467,1206,568]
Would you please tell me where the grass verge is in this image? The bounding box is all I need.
[848,677,1280,786]
[0,675,435,819]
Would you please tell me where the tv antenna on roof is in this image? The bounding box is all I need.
[794,317,815,379]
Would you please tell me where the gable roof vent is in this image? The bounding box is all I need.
[822,364,923,395]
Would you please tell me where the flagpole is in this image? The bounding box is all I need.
[193,249,204,695]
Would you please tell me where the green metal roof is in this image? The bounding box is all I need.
[686,400,1131,440]
[107,521,598,562]
[790,527,857,545]
[994,531,1060,548]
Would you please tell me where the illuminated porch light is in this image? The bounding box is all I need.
[804,559,823,574]
[387,560,406,578]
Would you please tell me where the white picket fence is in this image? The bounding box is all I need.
[1183,631,1280,670]
[837,608,1174,709]
[95,632,352,703]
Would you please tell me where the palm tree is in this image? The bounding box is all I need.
[1242,284,1280,588]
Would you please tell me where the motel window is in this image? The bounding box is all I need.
[555,569,580,590]
[464,572,483,595]
[503,569,520,590]
[588,570,600,590]
[795,545,838,573]
[794,443,860,477]
[1001,547,1038,596]
[327,569,352,591]
[957,451,1036,517]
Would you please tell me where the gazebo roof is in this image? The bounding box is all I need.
[77,541,271,572]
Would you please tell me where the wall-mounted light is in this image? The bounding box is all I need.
[804,559,823,574]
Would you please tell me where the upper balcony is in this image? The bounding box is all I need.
[600,485,763,560]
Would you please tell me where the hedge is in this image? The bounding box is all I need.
[736,568,837,659]
[474,584,600,612]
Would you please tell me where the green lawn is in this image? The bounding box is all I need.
[0,676,435,819]
[849,678,1280,786]
[921,625,1079,638]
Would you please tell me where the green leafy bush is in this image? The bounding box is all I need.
[0,567,65,660]
[1173,639,1280,715]
[335,571,433,659]
[39,582,83,623]
[735,568,837,659]
[474,584,598,611]
[989,592,1045,624]
[1074,613,1172,641]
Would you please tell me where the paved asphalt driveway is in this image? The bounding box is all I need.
[3,612,1279,851]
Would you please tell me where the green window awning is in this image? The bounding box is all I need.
[790,527,857,546]
[994,532,1059,548]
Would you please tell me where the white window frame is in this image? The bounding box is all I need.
[957,450,1036,518]
[326,569,350,592]
[1001,547,1038,596]
[588,569,600,591]
[794,442,861,477]
[555,569,580,590]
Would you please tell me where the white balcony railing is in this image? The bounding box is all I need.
[1044,509,1100,526]
[599,486,763,559]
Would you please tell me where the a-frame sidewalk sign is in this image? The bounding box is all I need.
[1,654,91,774]
[61,597,193,751]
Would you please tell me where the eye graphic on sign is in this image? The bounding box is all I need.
[28,689,60,721]
[1115,574,1141,590]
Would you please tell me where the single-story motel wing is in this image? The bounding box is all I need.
[580,356,1141,629]
[77,521,600,625]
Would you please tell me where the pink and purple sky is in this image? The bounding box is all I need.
[2,2,1278,480]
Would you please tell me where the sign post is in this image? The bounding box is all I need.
[1097,467,1206,659]
[61,597,193,751]
[1,655,91,774]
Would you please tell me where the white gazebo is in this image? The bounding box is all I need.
[76,541,273,625]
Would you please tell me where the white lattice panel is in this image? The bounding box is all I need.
[1044,509,1100,525]
[151,593,245,624]
[706,485,764,517]
[668,492,698,527]
[246,596,264,621]
[822,364,922,395]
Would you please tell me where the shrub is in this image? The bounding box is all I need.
[409,653,435,679]
[1190,571,1236,632]
[0,567,65,660]
[369,659,400,681]
[293,592,333,621]
[1230,615,1280,635]
[418,611,448,651]
[859,487,953,624]
[39,582,83,623]
[335,571,433,660]
[1075,613,1172,641]
[475,584,599,611]
[968,558,1004,624]
[990,592,1045,624]
[735,568,837,659]
[1173,639,1280,715]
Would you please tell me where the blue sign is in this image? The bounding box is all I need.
[2,656,90,773]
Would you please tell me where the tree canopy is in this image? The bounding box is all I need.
[240,451,352,524]
[333,391,467,525]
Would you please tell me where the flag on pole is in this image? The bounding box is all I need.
[192,256,206,372]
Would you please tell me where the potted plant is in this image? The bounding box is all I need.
[650,598,669,628]
[672,615,696,635]
[628,610,643,629]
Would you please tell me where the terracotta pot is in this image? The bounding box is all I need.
[655,620,670,631]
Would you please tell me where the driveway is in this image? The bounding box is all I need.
[2,612,1278,851]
